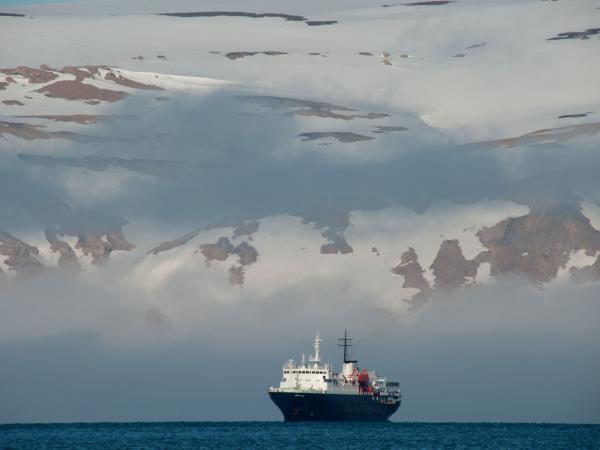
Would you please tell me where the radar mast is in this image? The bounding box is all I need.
[338,329,357,364]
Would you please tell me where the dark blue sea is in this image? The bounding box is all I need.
[1,422,599,449]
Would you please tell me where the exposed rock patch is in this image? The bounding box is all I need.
[59,65,97,80]
[463,123,600,150]
[148,231,200,255]
[299,132,374,143]
[320,230,353,254]
[558,112,592,119]
[2,100,24,106]
[391,247,432,309]
[157,11,307,21]
[466,42,487,49]
[0,12,26,17]
[392,247,430,290]
[104,72,164,90]
[1,121,79,141]
[404,1,453,5]
[372,126,408,134]
[15,114,133,125]
[233,241,258,265]
[430,239,478,289]
[35,79,128,102]
[225,51,288,60]
[0,231,44,276]
[382,1,453,6]
[200,237,235,263]
[306,20,337,26]
[476,205,600,284]
[237,95,389,121]
[74,230,134,266]
[547,28,600,41]
[44,227,81,273]
[200,237,259,285]
[1,122,123,143]
[0,66,58,83]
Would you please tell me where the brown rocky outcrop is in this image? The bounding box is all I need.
[0,231,45,276]
[199,237,259,285]
[299,132,374,143]
[104,72,164,90]
[149,231,200,255]
[391,247,431,291]
[35,79,128,102]
[76,230,135,265]
[200,237,235,262]
[430,239,478,289]
[391,247,432,309]
[464,123,600,150]
[58,65,95,80]
[0,66,58,83]
[372,126,408,134]
[320,230,353,254]
[44,227,81,273]
[15,114,129,125]
[1,121,120,143]
[476,205,600,284]
[547,28,600,41]
[225,51,288,60]
[233,241,258,265]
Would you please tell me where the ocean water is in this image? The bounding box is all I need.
[1,422,599,449]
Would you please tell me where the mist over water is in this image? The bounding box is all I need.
[1,273,599,423]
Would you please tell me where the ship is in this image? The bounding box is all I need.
[268,330,401,421]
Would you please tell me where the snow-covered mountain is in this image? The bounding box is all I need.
[1,0,600,315]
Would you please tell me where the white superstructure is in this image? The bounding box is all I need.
[270,332,400,397]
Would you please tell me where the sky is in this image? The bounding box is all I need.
[0,0,599,424]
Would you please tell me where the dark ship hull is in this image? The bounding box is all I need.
[269,391,400,422]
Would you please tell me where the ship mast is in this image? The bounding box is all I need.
[310,332,322,363]
[338,329,357,364]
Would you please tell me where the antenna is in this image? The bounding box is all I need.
[313,333,322,363]
[338,329,357,364]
